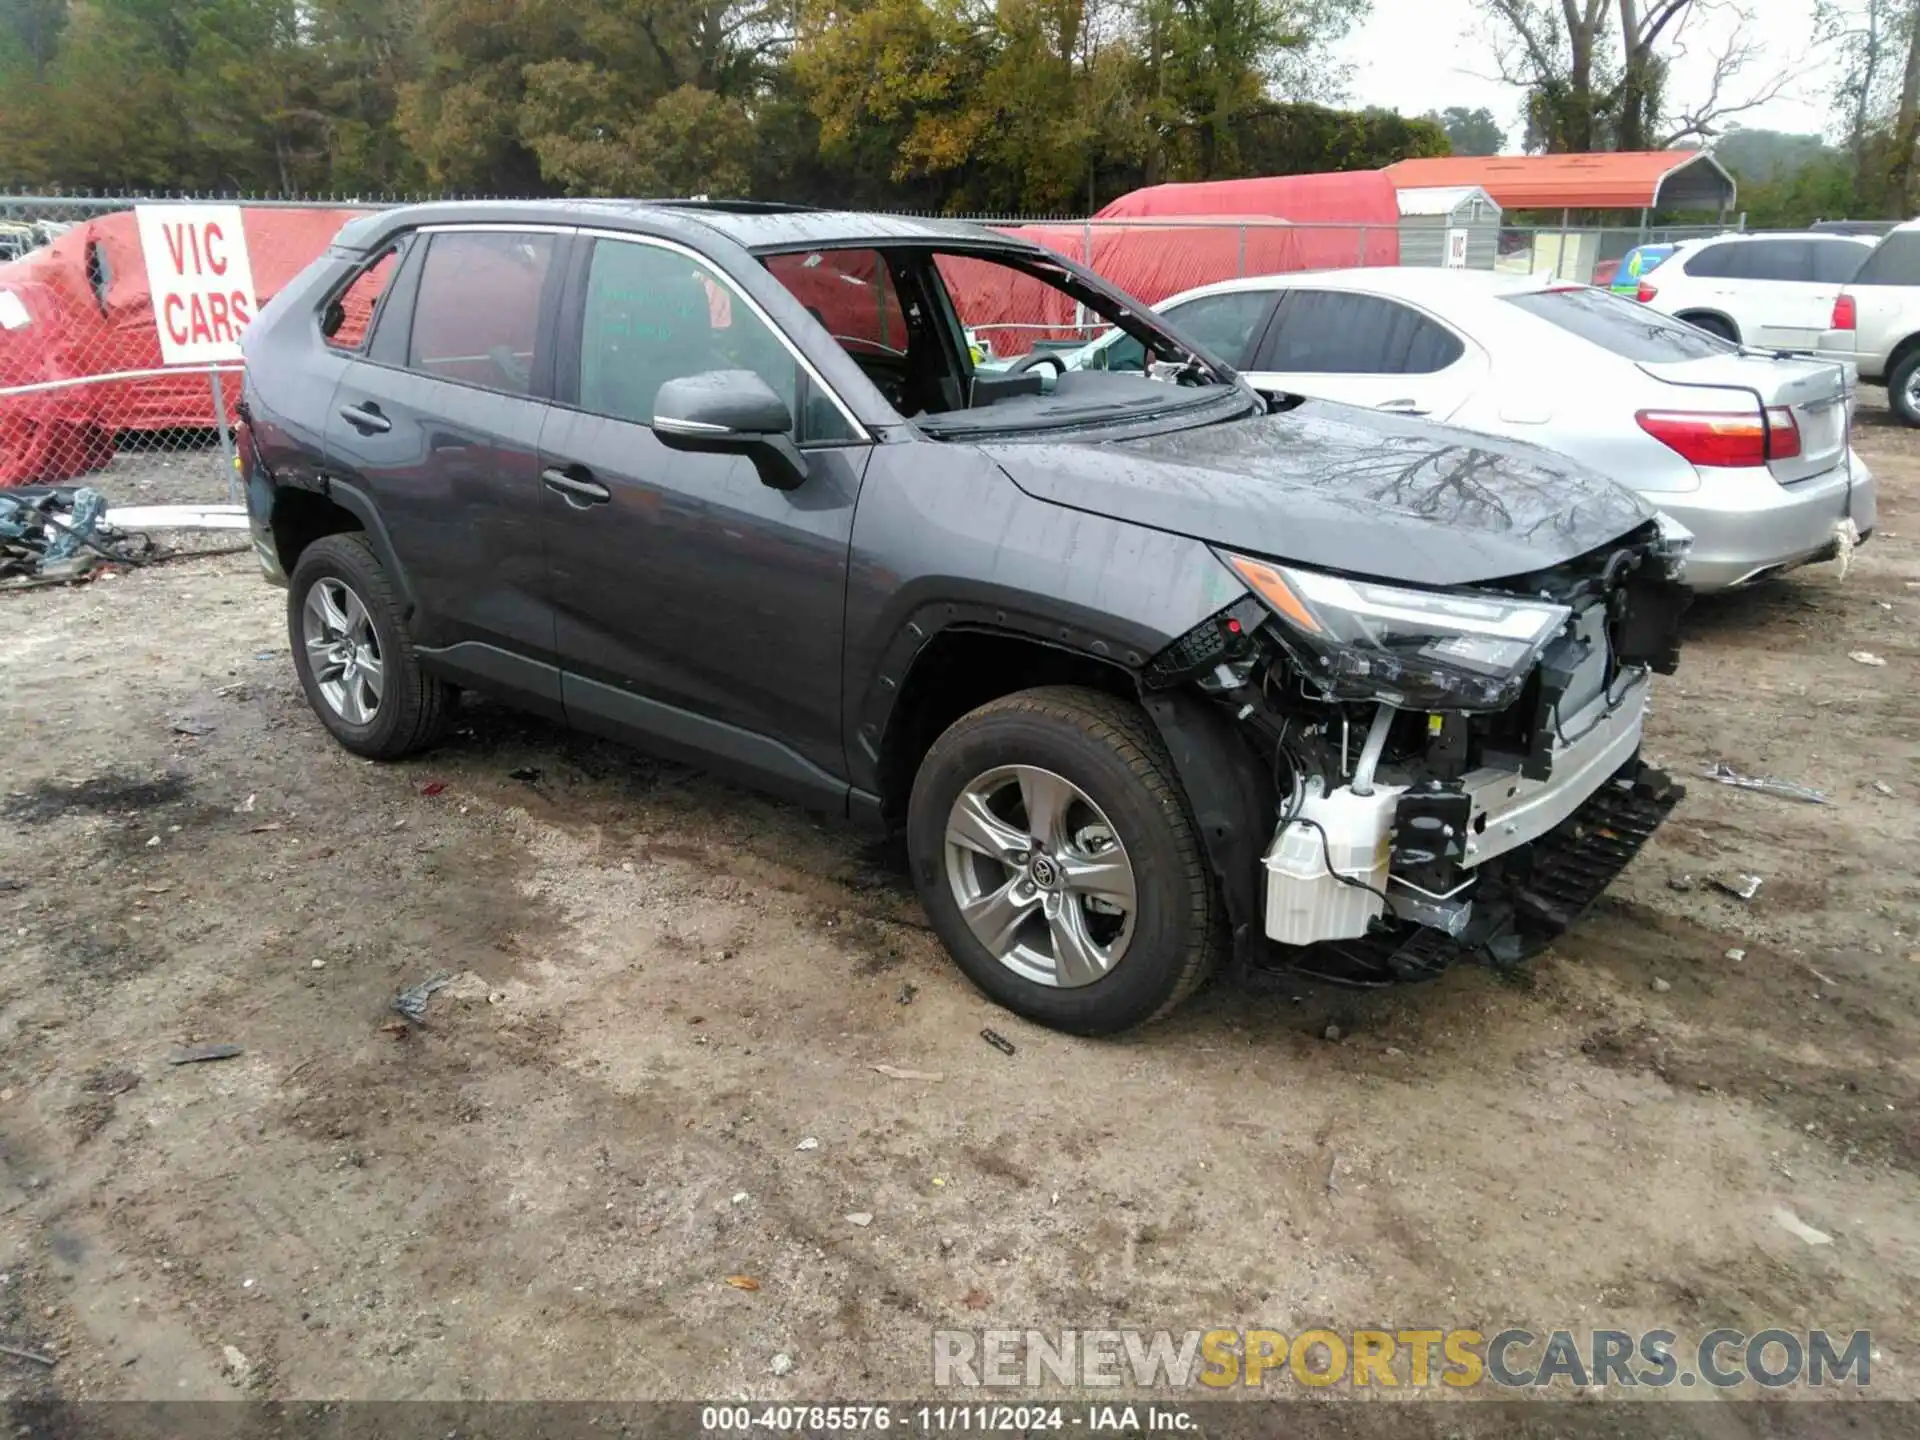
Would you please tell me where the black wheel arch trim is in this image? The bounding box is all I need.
[280,477,423,623]
[849,591,1169,795]
[1674,309,1740,341]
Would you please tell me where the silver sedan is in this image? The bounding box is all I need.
[1064,268,1875,592]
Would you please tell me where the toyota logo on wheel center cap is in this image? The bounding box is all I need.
[1028,854,1061,889]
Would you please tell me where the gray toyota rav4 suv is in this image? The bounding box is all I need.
[239,200,1688,1034]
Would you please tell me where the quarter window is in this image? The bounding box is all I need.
[322,249,398,351]
[1810,241,1870,284]
[406,231,558,395]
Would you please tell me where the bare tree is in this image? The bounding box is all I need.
[1477,0,1615,152]
[1891,0,1920,210]
[1478,0,1798,152]
[1821,0,1902,167]
[1655,5,1794,146]
[1615,0,1693,149]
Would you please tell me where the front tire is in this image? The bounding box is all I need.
[288,533,454,760]
[906,686,1221,1035]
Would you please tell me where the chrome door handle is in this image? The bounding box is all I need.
[337,402,390,434]
[541,467,611,505]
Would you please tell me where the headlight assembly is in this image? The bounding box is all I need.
[1220,551,1572,711]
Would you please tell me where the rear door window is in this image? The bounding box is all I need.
[1506,286,1730,361]
[1733,240,1815,281]
[405,230,559,395]
[1258,291,1465,374]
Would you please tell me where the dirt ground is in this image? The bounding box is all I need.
[1,405,1916,1423]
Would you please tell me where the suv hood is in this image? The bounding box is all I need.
[986,399,1654,589]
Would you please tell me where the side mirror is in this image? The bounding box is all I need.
[652,369,809,490]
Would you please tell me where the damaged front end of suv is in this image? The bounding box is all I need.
[1144,516,1692,985]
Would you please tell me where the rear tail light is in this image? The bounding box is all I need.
[1636,281,1658,303]
[1636,407,1800,467]
[1765,405,1802,460]
[1832,294,1857,330]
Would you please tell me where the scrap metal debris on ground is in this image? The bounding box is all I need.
[393,974,454,1024]
[102,504,248,532]
[0,1341,57,1367]
[871,1064,944,1082]
[2,489,252,590]
[1,486,152,587]
[1701,761,1828,805]
[166,1043,243,1065]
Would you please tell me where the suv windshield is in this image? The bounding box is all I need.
[1505,285,1733,362]
[760,243,1253,438]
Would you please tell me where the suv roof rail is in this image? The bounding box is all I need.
[645,199,822,215]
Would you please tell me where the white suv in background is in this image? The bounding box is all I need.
[1820,218,1920,425]
[1637,232,1873,351]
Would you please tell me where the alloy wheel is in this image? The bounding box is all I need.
[942,764,1137,987]
[302,577,385,725]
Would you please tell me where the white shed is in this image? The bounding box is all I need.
[1395,185,1502,270]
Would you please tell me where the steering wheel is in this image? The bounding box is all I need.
[1007,350,1067,376]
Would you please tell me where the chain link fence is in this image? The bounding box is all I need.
[1,189,1749,490]
[0,194,394,498]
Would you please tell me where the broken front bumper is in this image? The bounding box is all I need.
[1274,757,1682,985]
[1458,670,1649,867]
[1259,662,1680,974]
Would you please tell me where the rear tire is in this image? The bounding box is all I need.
[1888,349,1920,427]
[906,686,1222,1035]
[1679,312,1738,344]
[288,533,454,760]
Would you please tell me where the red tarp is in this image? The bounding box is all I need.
[949,172,1402,356]
[0,206,365,486]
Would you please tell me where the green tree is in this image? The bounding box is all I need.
[396,0,563,191]
[1137,0,1365,178]
[180,0,332,191]
[311,0,426,193]
[791,0,995,201]
[10,0,193,188]
[0,0,67,78]
[519,74,756,194]
[1714,127,1839,185]
[1425,104,1506,156]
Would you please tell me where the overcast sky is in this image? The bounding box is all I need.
[1332,0,1842,150]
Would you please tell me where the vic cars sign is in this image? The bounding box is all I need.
[135,205,259,365]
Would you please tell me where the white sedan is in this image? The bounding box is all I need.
[1063,268,1876,592]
